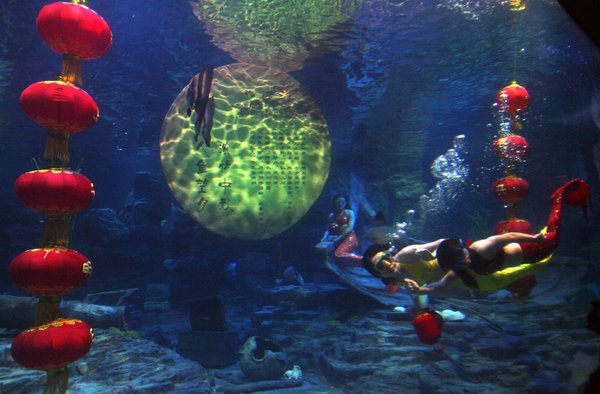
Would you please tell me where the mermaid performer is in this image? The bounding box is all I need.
[320,194,362,268]
[361,178,590,294]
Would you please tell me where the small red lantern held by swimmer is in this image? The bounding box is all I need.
[412,308,444,345]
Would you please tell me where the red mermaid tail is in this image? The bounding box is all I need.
[520,178,590,264]
[504,179,590,298]
[550,178,591,222]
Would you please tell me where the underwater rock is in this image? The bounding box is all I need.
[144,283,170,309]
[258,283,376,311]
[234,252,278,293]
[79,207,130,245]
[0,328,209,393]
[75,361,89,375]
[120,171,171,228]
[320,354,377,380]
[277,265,305,286]
[84,288,145,329]
[239,336,289,381]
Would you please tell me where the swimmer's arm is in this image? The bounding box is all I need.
[404,271,456,294]
[394,239,445,263]
[320,213,334,241]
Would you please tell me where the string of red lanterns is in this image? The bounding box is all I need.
[9,1,112,392]
[491,81,536,299]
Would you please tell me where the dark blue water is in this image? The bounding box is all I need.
[1,1,600,391]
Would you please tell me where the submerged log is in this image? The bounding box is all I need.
[0,295,127,329]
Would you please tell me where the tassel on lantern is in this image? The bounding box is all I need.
[44,129,70,167]
[60,54,83,86]
[44,367,69,394]
[510,113,523,131]
[42,216,72,248]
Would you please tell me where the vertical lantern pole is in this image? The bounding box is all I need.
[491,82,534,300]
[9,1,112,392]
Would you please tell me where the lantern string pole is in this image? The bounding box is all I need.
[44,130,71,169]
[509,4,519,82]
[44,367,69,394]
[510,113,522,133]
[60,54,83,86]
[41,216,72,248]
[507,203,519,218]
[35,296,61,326]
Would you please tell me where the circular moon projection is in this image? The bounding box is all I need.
[160,63,331,240]
[191,0,363,72]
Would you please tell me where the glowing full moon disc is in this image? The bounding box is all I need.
[160,63,331,240]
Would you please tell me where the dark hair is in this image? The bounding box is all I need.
[361,243,399,286]
[331,193,351,212]
[436,238,479,289]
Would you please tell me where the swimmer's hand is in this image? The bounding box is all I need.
[533,233,545,243]
[404,278,425,294]
[415,248,434,261]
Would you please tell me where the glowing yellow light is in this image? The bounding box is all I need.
[160,63,331,240]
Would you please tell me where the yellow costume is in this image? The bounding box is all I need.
[403,254,552,292]
[404,227,551,292]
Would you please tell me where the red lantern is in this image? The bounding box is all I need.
[497,82,529,113]
[15,169,95,216]
[20,81,99,133]
[36,2,112,60]
[11,318,93,371]
[9,248,92,297]
[492,134,529,161]
[412,308,443,345]
[36,2,112,85]
[492,176,529,204]
[493,218,533,235]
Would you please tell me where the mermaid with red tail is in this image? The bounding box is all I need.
[380,178,590,295]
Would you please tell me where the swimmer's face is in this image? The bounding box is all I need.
[371,251,401,278]
[448,247,470,271]
[454,248,471,270]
